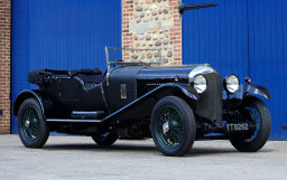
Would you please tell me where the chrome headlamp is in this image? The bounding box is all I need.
[193,75,207,94]
[224,74,240,94]
[188,66,214,94]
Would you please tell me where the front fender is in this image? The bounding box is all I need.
[232,84,271,100]
[102,83,198,122]
[157,83,199,100]
[13,89,45,116]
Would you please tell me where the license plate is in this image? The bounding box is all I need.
[226,123,249,132]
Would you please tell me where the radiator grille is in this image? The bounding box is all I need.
[195,73,222,125]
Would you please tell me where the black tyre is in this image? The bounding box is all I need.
[230,97,271,152]
[18,98,49,148]
[91,132,118,146]
[151,96,196,156]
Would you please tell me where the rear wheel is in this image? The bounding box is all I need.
[18,98,49,148]
[151,96,196,156]
[230,97,271,152]
[91,132,118,146]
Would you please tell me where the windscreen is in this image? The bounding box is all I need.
[105,47,162,65]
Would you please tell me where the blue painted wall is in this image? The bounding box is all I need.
[182,0,287,139]
[11,0,121,133]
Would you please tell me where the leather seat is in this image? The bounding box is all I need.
[70,68,102,77]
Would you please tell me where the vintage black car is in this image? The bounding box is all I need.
[13,47,271,156]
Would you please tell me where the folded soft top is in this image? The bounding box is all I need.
[28,68,102,85]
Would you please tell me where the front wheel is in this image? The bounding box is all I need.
[230,97,271,152]
[18,98,49,148]
[151,96,196,156]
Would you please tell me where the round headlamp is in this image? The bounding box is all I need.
[193,75,207,93]
[224,74,240,94]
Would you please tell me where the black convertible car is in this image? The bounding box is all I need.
[13,47,271,156]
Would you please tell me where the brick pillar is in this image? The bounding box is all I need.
[169,0,181,65]
[0,0,11,134]
[122,0,182,65]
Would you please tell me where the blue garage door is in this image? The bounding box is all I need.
[11,0,121,133]
[183,0,287,139]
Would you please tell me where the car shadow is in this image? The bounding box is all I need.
[189,146,273,157]
[42,142,275,157]
[43,143,156,152]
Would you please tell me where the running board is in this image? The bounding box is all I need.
[71,111,104,119]
[46,119,104,123]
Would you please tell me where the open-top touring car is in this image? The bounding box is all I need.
[13,47,271,156]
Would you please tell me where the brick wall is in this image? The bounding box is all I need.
[122,0,182,65]
[0,0,11,134]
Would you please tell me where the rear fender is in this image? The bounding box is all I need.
[13,89,45,117]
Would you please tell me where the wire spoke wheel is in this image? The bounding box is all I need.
[91,132,118,146]
[244,106,261,142]
[20,107,41,142]
[230,97,271,152]
[151,96,196,156]
[17,98,49,148]
[156,105,184,150]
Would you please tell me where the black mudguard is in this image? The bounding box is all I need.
[160,83,199,100]
[13,89,45,117]
[102,83,199,122]
[232,84,271,100]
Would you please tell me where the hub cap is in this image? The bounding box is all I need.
[162,121,169,134]
[20,107,41,142]
[156,105,184,150]
[24,119,30,128]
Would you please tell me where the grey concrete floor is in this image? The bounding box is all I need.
[0,135,287,180]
